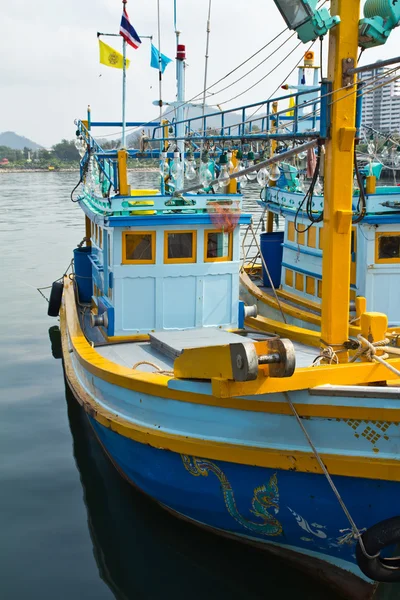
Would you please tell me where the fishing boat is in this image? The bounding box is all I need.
[48,1,400,598]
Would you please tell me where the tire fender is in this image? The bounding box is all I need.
[47,281,64,317]
[356,517,400,582]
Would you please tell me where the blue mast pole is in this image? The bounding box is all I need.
[121,0,127,148]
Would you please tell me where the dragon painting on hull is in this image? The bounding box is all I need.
[181,455,283,537]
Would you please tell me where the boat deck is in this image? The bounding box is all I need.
[95,337,318,372]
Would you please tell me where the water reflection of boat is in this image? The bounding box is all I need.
[61,336,338,600]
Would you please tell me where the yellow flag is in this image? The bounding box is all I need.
[99,39,130,70]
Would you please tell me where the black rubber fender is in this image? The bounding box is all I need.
[356,516,400,582]
[47,281,64,317]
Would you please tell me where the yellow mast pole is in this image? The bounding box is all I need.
[320,0,360,362]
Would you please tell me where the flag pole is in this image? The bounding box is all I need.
[121,0,128,148]
[157,0,163,126]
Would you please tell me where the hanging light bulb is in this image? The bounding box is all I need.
[297,145,307,160]
[257,168,270,187]
[235,150,248,189]
[184,150,197,181]
[367,135,375,156]
[200,151,213,189]
[394,146,400,167]
[381,142,390,160]
[75,135,86,158]
[269,161,281,182]
[314,176,322,196]
[218,153,231,189]
[297,174,305,193]
[159,151,167,178]
[170,150,182,180]
[227,151,234,173]
[246,150,258,181]
[256,151,270,187]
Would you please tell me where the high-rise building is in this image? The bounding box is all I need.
[360,66,400,134]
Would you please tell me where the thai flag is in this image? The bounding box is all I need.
[120,7,142,49]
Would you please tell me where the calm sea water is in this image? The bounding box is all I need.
[0,171,357,600]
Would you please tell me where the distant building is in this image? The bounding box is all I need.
[360,66,400,134]
[0,158,9,165]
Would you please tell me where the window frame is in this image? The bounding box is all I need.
[375,231,400,264]
[164,230,197,264]
[204,229,232,263]
[122,230,156,265]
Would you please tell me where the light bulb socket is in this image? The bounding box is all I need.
[247,151,255,161]
[218,153,228,165]
[201,151,210,164]
[236,150,243,160]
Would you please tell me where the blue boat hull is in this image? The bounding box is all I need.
[88,415,398,589]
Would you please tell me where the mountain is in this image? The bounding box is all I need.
[0,131,43,150]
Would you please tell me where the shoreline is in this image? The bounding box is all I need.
[0,167,160,174]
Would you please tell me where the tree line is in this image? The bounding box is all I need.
[0,139,80,164]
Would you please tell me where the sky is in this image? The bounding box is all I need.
[1,0,399,148]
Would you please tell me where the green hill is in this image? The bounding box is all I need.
[0,131,43,150]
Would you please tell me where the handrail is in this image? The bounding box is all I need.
[151,87,322,142]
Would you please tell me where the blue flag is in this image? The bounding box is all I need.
[150,44,172,74]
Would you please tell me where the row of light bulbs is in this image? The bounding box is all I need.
[159,150,282,191]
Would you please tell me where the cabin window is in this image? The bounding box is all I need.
[306,276,315,295]
[375,233,400,263]
[285,269,293,287]
[204,230,232,262]
[287,221,295,242]
[295,272,304,292]
[122,231,156,264]
[164,231,196,263]
[317,279,322,298]
[307,227,316,249]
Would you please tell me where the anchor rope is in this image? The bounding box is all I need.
[351,335,400,380]
[283,391,380,561]
[131,360,173,376]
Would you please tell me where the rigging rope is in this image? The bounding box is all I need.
[283,391,380,561]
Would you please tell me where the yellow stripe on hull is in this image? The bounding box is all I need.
[60,307,400,481]
[62,276,400,422]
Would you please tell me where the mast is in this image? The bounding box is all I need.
[121,0,128,148]
[320,0,361,360]
[176,43,186,190]
[200,0,212,152]
[156,0,163,126]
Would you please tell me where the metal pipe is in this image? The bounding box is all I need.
[200,0,212,154]
[97,32,153,39]
[175,138,318,195]
[258,353,281,365]
[347,55,400,76]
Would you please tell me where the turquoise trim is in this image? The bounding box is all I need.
[282,262,321,280]
[283,242,322,258]
[107,214,252,227]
